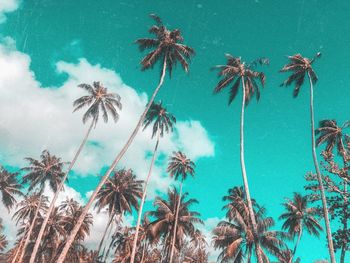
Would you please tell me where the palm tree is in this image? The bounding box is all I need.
[12,194,48,263]
[0,166,22,211]
[147,187,202,262]
[56,14,194,262]
[316,119,350,263]
[213,54,268,263]
[280,52,336,263]
[30,81,122,263]
[0,219,7,252]
[130,101,176,263]
[213,187,285,262]
[94,169,143,258]
[167,151,195,263]
[279,193,322,262]
[19,150,64,262]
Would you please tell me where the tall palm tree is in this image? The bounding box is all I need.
[19,150,64,262]
[280,52,336,263]
[147,188,202,262]
[95,169,143,258]
[130,101,176,263]
[279,193,322,262]
[213,186,285,262]
[56,14,194,263]
[30,81,122,263]
[167,151,195,263]
[316,119,350,263]
[0,166,22,211]
[213,54,268,263]
[12,194,48,263]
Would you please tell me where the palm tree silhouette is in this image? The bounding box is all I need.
[29,81,122,263]
[130,101,176,263]
[213,54,268,263]
[56,14,194,262]
[280,52,336,263]
[0,166,22,211]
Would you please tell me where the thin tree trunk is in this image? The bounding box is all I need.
[169,181,183,263]
[104,229,117,263]
[18,195,42,263]
[291,226,302,263]
[308,72,336,263]
[340,181,347,263]
[11,227,26,263]
[29,120,94,263]
[56,58,168,263]
[97,212,114,257]
[130,132,160,263]
[240,76,263,263]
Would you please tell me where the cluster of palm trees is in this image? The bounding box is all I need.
[0,13,349,263]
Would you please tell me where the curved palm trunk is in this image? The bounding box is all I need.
[240,76,264,263]
[11,227,27,263]
[169,181,183,263]
[97,212,114,257]
[29,121,94,263]
[308,72,336,263]
[56,58,168,263]
[291,226,302,263]
[130,132,160,263]
[18,195,42,263]
[340,181,347,263]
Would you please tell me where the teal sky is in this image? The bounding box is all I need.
[1,0,350,261]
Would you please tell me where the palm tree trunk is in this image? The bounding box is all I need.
[29,120,94,263]
[11,228,26,263]
[169,181,183,263]
[97,212,114,257]
[240,76,264,263]
[291,227,302,263]
[308,72,336,263]
[18,195,42,263]
[340,181,347,263]
[130,131,160,263]
[56,57,168,263]
[104,229,117,263]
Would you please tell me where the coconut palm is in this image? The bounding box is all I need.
[213,189,285,262]
[130,101,176,263]
[11,194,48,263]
[279,193,322,261]
[30,81,122,263]
[147,188,202,262]
[56,14,194,262]
[95,169,143,258]
[213,54,268,263]
[167,151,195,263]
[0,219,7,252]
[0,166,22,211]
[316,119,350,263]
[280,52,336,263]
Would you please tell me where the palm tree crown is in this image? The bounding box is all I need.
[95,169,143,216]
[167,151,195,182]
[136,14,195,75]
[0,166,22,210]
[213,54,267,104]
[22,150,65,193]
[73,81,122,126]
[143,101,176,138]
[280,52,321,97]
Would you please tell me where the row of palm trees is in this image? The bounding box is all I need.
[0,13,349,262]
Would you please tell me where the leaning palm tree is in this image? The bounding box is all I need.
[30,81,122,263]
[0,166,22,211]
[316,119,350,263]
[280,52,336,263]
[95,169,143,258]
[130,101,176,263]
[19,150,64,263]
[56,14,194,262]
[213,54,268,263]
[279,193,322,262]
[147,188,202,262]
[167,151,195,263]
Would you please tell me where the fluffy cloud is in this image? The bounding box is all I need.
[0,0,19,23]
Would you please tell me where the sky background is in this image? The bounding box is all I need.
[1,0,350,262]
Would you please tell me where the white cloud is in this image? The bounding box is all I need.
[0,0,19,23]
